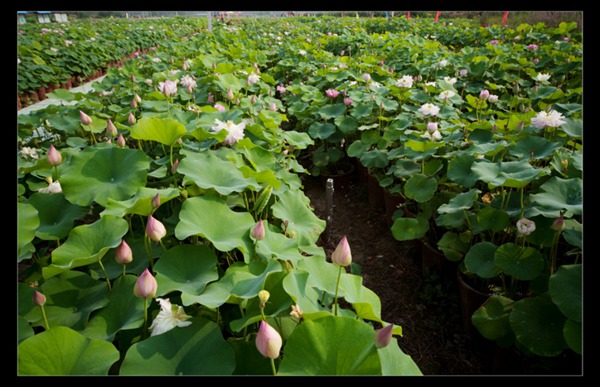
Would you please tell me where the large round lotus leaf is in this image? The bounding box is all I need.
[228,338,274,375]
[392,159,421,179]
[101,187,181,217]
[465,242,501,278]
[529,177,583,216]
[43,215,129,279]
[509,136,562,160]
[18,326,119,375]
[281,130,314,150]
[391,215,429,241]
[404,174,437,203]
[473,160,548,189]
[404,139,444,153]
[471,295,513,341]
[548,264,582,322]
[510,295,567,357]
[494,243,544,281]
[446,153,475,187]
[128,117,188,146]
[335,114,359,135]
[437,231,469,262]
[271,189,326,247]
[27,192,87,240]
[119,317,235,376]
[477,206,510,233]
[60,146,149,207]
[154,244,219,297]
[360,149,389,169]
[81,274,145,341]
[18,316,34,344]
[46,110,83,135]
[378,337,422,376]
[278,315,381,375]
[17,202,39,262]
[174,195,256,262]
[340,272,383,323]
[317,103,346,120]
[437,188,480,214]
[178,150,257,195]
[255,221,305,264]
[283,270,328,315]
[563,319,582,355]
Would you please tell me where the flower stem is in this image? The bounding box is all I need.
[270,358,277,376]
[98,259,112,290]
[333,265,342,316]
[144,236,155,272]
[40,305,50,331]
[122,264,127,277]
[142,298,149,339]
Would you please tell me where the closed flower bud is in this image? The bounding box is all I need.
[343,97,352,106]
[151,193,161,209]
[255,320,282,359]
[171,158,179,174]
[135,94,142,103]
[363,73,371,82]
[146,215,167,242]
[79,110,93,126]
[117,133,126,148]
[375,324,394,348]
[258,290,270,304]
[460,69,468,77]
[130,98,138,109]
[427,122,438,133]
[33,290,46,307]
[479,89,490,100]
[128,112,137,125]
[332,235,352,267]
[227,87,235,101]
[134,268,157,299]
[106,119,118,137]
[252,220,266,240]
[551,216,565,232]
[47,144,62,166]
[115,239,133,265]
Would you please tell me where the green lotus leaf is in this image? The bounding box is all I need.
[308,121,336,140]
[509,295,567,357]
[347,139,370,158]
[360,149,389,169]
[472,160,547,189]
[318,103,346,120]
[437,231,469,262]
[81,274,144,341]
[26,192,87,240]
[340,272,383,323]
[178,150,257,195]
[101,187,181,217]
[119,317,235,376]
[44,215,129,279]
[465,242,501,278]
[296,255,341,298]
[256,221,305,264]
[18,316,34,344]
[392,159,421,179]
[404,174,437,203]
[18,326,119,375]
[494,243,544,281]
[404,139,444,153]
[436,210,468,228]
[378,337,423,376]
[46,112,83,135]
[217,72,243,92]
[477,206,510,233]
[548,264,582,322]
[350,102,373,120]
[563,319,582,355]
[391,215,429,241]
[60,146,150,207]
[182,260,282,308]
[277,315,381,375]
[17,202,39,262]
[437,189,480,214]
[228,338,274,375]
[509,136,562,160]
[154,244,219,297]
[257,109,287,130]
[467,128,493,144]
[283,270,328,315]
[529,177,583,216]
[335,114,359,134]
[235,138,277,170]
[174,194,256,262]
[557,118,582,138]
[281,130,314,149]
[271,189,326,247]
[471,295,514,341]
[128,116,187,146]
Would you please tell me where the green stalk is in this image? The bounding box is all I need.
[98,259,112,290]
[333,265,342,316]
[40,305,50,331]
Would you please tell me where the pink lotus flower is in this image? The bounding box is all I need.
[134,268,157,299]
[115,239,133,265]
[46,144,62,166]
[214,103,226,112]
[255,320,282,359]
[332,235,352,267]
[146,215,167,242]
[326,89,340,99]
[159,79,178,97]
[343,97,353,106]
[479,89,490,100]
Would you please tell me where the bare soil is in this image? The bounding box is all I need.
[300,171,582,376]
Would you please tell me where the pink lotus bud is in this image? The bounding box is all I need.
[479,89,490,100]
[343,97,352,106]
[146,215,167,242]
[186,85,193,94]
[117,133,126,148]
[151,193,160,209]
[460,69,468,77]
[375,324,394,348]
[115,239,133,265]
[252,220,266,240]
[427,122,438,133]
[340,49,345,56]
[171,158,179,174]
[133,268,157,299]
[47,144,62,166]
[251,95,257,104]
[488,94,498,103]
[389,67,394,73]
[130,74,135,82]
[79,110,93,126]
[551,216,565,231]
[235,98,240,105]
[332,235,352,267]
[33,290,46,307]
[533,58,539,64]
[269,102,277,111]
[363,73,371,82]
[131,98,138,108]
[214,103,226,112]
[106,119,118,137]
[255,320,282,359]
[128,112,137,125]
[135,94,142,103]
[227,87,235,101]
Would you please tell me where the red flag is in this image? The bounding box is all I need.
[434,11,441,22]
[501,11,509,25]
[407,11,411,20]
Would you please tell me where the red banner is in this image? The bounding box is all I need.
[501,11,509,25]
[434,11,441,22]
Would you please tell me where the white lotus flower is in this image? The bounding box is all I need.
[530,110,566,129]
[534,73,551,83]
[38,179,62,194]
[396,75,414,88]
[516,218,536,237]
[418,103,440,116]
[149,298,192,336]
[211,119,246,145]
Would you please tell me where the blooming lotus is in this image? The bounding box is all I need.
[427,122,438,133]
[255,320,282,359]
[418,103,440,116]
[534,73,551,83]
[443,76,457,85]
[326,89,340,98]
[396,75,414,88]
[421,130,443,142]
[214,103,226,112]
[180,75,197,90]
[343,97,352,106]
[460,69,468,77]
[488,94,499,103]
[530,110,566,129]
[133,268,157,299]
[516,218,536,237]
[158,79,178,97]
[211,119,246,146]
[148,298,192,336]
[247,73,260,85]
[38,178,62,194]
[479,89,490,100]
[19,146,39,160]
[439,90,455,101]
